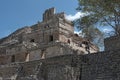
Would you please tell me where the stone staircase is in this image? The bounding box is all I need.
[15,60,43,80]
[0,66,19,80]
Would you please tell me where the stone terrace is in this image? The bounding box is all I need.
[0,49,120,80]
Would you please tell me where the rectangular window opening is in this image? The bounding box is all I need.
[11,55,15,62]
[49,35,53,42]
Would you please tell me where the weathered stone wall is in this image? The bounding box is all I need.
[104,36,120,51]
[0,49,120,80]
[43,7,55,22]
[81,50,120,80]
[42,50,120,80]
[0,56,11,65]
[40,50,120,80]
[29,49,42,61]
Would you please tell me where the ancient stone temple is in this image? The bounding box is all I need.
[0,8,98,65]
[1,8,120,80]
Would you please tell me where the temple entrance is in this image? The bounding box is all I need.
[49,35,53,42]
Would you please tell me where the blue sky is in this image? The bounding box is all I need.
[0,0,79,38]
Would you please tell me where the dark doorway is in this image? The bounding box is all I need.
[11,55,15,62]
[30,39,35,42]
[67,39,70,44]
[49,35,53,42]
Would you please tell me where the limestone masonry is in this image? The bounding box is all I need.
[0,8,120,80]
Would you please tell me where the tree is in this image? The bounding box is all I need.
[74,16,104,50]
[77,0,120,35]
[80,25,104,50]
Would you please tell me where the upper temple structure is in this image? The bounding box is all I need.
[0,8,98,65]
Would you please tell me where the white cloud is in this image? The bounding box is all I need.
[65,12,87,21]
[74,31,80,34]
[102,28,112,33]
